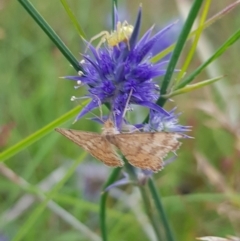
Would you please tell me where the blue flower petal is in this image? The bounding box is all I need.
[145,109,191,133]
[134,21,178,63]
[74,100,101,121]
[135,25,154,48]
[129,5,142,49]
[134,100,170,116]
[104,173,131,192]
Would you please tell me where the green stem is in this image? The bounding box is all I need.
[148,179,175,241]
[100,3,206,239]
[175,27,240,89]
[112,0,118,30]
[158,0,204,107]
[100,168,121,241]
[139,186,163,240]
[17,0,82,72]
[124,163,163,240]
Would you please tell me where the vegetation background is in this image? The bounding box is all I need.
[0,0,240,240]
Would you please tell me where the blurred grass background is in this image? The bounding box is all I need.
[0,0,240,240]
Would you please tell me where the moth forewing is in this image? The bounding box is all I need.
[107,132,183,172]
[55,128,124,167]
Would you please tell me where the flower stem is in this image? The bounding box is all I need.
[144,4,204,238]
[100,168,121,241]
[157,0,204,108]
[148,179,175,241]
[139,186,163,241]
[112,0,118,30]
[124,163,163,240]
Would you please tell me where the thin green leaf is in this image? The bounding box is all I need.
[17,0,82,72]
[124,163,163,240]
[0,101,88,162]
[175,28,240,89]
[0,161,102,241]
[151,0,240,63]
[100,168,121,241]
[148,2,203,239]
[12,155,96,241]
[159,0,204,101]
[60,0,87,39]
[148,179,175,241]
[166,76,223,98]
[139,185,163,240]
[176,0,212,83]
[112,0,118,30]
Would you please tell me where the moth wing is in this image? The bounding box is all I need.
[55,128,124,167]
[109,132,182,172]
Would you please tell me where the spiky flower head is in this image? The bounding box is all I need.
[66,6,177,129]
[144,108,191,133]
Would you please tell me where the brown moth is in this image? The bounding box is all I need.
[55,119,183,172]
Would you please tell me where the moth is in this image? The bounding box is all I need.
[55,120,183,172]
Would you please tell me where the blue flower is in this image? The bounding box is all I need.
[67,6,177,130]
[143,108,191,133]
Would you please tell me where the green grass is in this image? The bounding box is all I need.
[1,0,240,240]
